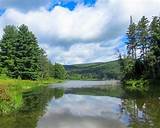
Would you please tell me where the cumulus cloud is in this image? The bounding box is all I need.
[0,4,109,44]
[41,37,122,64]
[0,0,160,64]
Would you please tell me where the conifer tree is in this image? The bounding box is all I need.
[122,16,160,80]
[15,24,41,79]
[137,16,149,60]
[126,16,137,59]
[148,16,160,78]
[0,24,60,80]
[0,25,18,76]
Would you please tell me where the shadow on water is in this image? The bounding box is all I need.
[0,81,160,128]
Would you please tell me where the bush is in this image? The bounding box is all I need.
[124,79,149,92]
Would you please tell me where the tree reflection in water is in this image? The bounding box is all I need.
[1,82,160,128]
[121,97,160,128]
[0,87,64,128]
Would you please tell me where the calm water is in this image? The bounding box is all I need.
[0,80,160,128]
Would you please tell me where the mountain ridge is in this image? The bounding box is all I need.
[64,60,121,80]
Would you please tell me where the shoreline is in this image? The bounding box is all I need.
[0,78,63,114]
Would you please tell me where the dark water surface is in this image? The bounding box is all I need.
[0,80,160,128]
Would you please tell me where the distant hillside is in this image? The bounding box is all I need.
[64,60,122,80]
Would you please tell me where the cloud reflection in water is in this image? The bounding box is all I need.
[37,94,128,128]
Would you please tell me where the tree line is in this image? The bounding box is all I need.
[0,24,67,80]
[120,16,160,81]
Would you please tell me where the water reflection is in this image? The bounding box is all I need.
[121,98,160,128]
[0,88,64,128]
[0,81,160,128]
[65,86,124,97]
[52,80,120,88]
[37,94,126,128]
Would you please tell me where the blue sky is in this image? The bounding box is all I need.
[0,0,160,64]
[0,8,5,16]
[48,0,96,11]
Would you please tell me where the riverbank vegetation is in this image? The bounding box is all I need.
[0,88,64,128]
[120,16,160,91]
[0,24,66,114]
[0,77,62,114]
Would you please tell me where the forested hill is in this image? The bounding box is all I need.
[64,60,121,80]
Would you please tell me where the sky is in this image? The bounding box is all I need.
[0,0,160,64]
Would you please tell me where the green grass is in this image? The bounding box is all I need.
[0,77,63,114]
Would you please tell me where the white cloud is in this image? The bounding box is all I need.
[0,0,160,64]
[0,4,109,42]
[41,37,121,64]
[37,94,126,128]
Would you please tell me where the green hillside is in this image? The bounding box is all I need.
[64,60,122,80]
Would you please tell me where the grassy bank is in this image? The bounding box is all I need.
[0,77,63,114]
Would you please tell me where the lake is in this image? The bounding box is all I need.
[0,80,160,128]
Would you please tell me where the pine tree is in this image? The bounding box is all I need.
[126,16,137,59]
[14,24,41,79]
[148,16,160,78]
[0,25,18,76]
[137,16,149,60]
[123,16,160,80]
[0,24,57,80]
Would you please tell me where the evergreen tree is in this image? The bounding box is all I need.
[14,24,41,80]
[126,17,137,59]
[0,24,60,80]
[137,16,149,60]
[0,25,18,76]
[121,16,160,80]
[147,16,160,78]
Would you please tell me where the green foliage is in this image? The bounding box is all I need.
[121,16,160,81]
[120,16,160,91]
[124,79,149,92]
[0,25,18,76]
[0,24,67,114]
[38,49,52,79]
[67,73,82,80]
[126,21,137,59]
[0,24,58,80]
[0,85,23,114]
[137,16,149,60]
[0,88,64,128]
[14,24,41,80]
[54,63,67,80]
[0,78,62,114]
[65,60,121,80]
